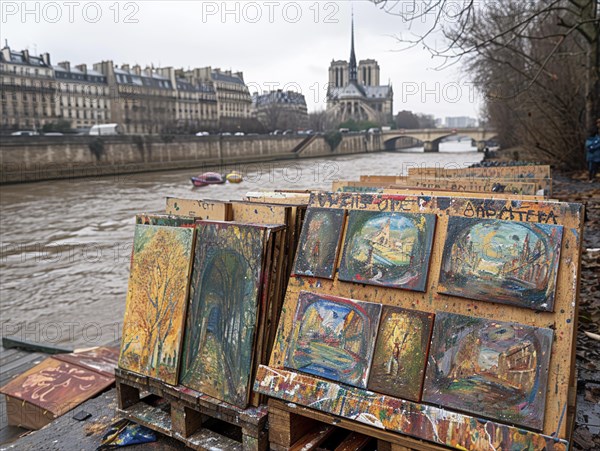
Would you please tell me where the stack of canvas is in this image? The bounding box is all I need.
[118,213,288,409]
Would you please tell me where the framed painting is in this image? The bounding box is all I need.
[438,217,563,311]
[422,312,553,431]
[367,306,434,401]
[180,222,267,408]
[292,208,345,279]
[285,291,382,389]
[338,211,436,291]
[119,225,195,385]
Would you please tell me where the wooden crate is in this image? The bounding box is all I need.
[115,368,268,451]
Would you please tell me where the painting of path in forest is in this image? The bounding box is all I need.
[119,225,195,385]
[179,222,267,408]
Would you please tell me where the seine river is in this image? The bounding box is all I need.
[0,142,481,348]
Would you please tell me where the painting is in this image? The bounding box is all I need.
[0,357,113,418]
[438,217,563,311]
[119,225,195,385]
[367,307,434,401]
[285,291,381,389]
[338,211,436,291]
[180,222,267,408]
[292,208,345,279]
[422,312,553,431]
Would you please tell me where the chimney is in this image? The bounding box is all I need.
[41,52,51,66]
[235,71,244,82]
[58,61,70,71]
[76,64,87,74]
[121,64,130,72]
[22,49,30,63]
[132,65,142,76]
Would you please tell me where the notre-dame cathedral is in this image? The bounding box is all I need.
[326,16,394,126]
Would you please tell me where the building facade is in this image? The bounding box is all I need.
[326,19,393,126]
[252,90,308,131]
[0,46,55,131]
[1,45,252,134]
[53,61,111,129]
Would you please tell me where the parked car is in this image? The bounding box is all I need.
[234,132,245,136]
[89,123,120,136]
[221,132,232,136]
[10,130,39,136]
[282,129,293,135]
[43,132,64,136]
[195,131,210,136]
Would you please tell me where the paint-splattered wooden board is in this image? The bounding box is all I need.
[408,165,551,179]
[393,176,540,196]
[332,181,545,200]
[165,197,232,220]
[258,191,583,449]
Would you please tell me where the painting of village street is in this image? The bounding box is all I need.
[285,291,381,389]
[292,208,345,279]
[179,222,266,408]
[422,312,553,431]
[338,211,436,291]
[438,218,564,311]
[368,307,434,401]
[119,225,194,385]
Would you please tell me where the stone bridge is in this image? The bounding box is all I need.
[382,128,497,152]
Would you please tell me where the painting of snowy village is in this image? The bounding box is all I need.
[367,307,434,402]
[438,217,563,311]
[292,208,345,279]
[285,291,381,389]
[422,312,553,431]
[119,225,195,385]
[338,211,436,291]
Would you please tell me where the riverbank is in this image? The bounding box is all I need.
[552,171,600,450]
[0,133,380,184]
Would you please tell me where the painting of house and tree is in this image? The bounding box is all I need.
[368,307,434,401]
[180,222,267,408]
[292,208,345,279]
[438,218,563,311]
[338,211,436,291]
[119,225,195,385]
[285,291,381,389]
[422,312,553,431]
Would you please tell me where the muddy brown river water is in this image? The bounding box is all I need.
[0,144,481,347]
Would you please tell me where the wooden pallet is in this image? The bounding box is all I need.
[115,368,268,451]
[269,398,454,451]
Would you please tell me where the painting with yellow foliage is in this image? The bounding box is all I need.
[285,291,381,389]
[339,211,436,291]
[367,306,434,401]
[119,225,194,385]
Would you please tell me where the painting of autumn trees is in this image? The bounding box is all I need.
[119,225,194,385]
[180,222,267,408]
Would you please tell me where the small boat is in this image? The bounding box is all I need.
[226,171,243,183]
[191,172,225,187]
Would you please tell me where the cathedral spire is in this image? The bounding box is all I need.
[349,10,357,82]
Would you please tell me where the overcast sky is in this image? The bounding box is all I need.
[1,1,483,120]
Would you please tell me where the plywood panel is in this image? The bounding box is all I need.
[165,197,232,220]
[264,192,582,444]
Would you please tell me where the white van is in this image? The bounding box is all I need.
[89,124,121,136]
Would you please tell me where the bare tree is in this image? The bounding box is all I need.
[374,0,599,168]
